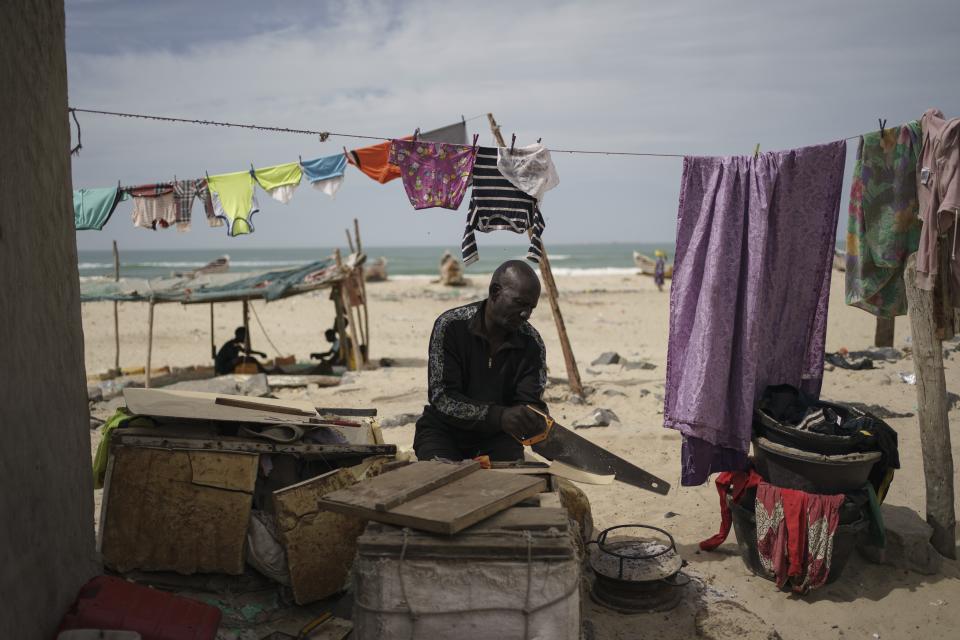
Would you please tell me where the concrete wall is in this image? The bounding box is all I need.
[0,1,100,637]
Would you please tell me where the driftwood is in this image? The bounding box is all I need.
[903,253,956,559]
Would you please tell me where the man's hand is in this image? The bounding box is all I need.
[500,405,547,442]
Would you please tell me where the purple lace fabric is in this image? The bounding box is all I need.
[665,140,847,486]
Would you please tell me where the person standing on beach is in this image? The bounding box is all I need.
[414,260,548,461]
[654,250,667,292]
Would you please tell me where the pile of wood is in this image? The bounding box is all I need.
[97,388,394,612]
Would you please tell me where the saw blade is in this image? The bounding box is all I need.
[532,423,670,495]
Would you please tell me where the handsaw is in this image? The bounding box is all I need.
[515,406,671,495]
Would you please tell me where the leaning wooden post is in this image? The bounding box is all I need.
[112,240,121,375]
[903,253,956,559]
[335,249,363,371]
[874,317,895,348]
[355,218,372,362]
[145,299,155,388]
[209,303,216,361]
[486,113,584,396]
[242,299,251,356]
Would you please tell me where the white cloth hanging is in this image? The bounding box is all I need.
[496,143,559,202]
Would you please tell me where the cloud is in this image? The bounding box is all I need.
[67,0,960,251]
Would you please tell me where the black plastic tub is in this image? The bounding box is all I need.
[753,436,881,493]
[728,492,866,587]
[753,401,880,456]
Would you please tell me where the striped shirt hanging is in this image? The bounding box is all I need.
[461,146,545,265]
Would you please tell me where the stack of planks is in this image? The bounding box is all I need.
[318,460,547,535]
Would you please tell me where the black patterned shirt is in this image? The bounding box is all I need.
[417,300,547,438]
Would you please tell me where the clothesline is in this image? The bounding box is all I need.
[68,106,870,159]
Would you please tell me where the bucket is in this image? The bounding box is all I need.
[753,437,880,493]
[728,492,866,586]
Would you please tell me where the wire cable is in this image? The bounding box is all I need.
[68,106,874,159]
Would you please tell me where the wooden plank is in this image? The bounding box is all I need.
[316,407,378,417]
[357,515,573,560]
[904,254,957,558]
[274,458,392,605]
[321,471,547,535]
[266,374,341,388]
[95,451,116,553]
[466,506,569,532]
[101,446,257,574]
[124,387,319,424]
[322,460,480,512]
[215,396,315,416]
[113,432,396,457]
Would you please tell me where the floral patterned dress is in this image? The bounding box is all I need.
[845,121,922,317]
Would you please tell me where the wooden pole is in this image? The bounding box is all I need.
[145,300,155,388]
[903,253,956,559]
[345,229,356,253]
[355,217,371,362]
[210,303,216,361]
[113,240,120,374]
[332,285,349,366]
[874,317,895,348]
[486,113,584,397]
[334,249,363,370]
[242,299,251,356]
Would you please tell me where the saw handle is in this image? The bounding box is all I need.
[513,405,554,446]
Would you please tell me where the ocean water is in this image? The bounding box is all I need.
[77,243,675,280]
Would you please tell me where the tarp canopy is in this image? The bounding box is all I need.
[81,258,350,304]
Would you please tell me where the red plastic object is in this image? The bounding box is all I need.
[57,575,221,640]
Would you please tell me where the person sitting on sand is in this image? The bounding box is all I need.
[414,260,548,462]
[214,327,267,375]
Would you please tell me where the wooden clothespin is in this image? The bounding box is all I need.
[879,118,887,137]
[537,137,542,144]
[472,133,479,147]
[753,143,760,159]
[298,154,302,164]
[413,128,420,141]
[250,163,256,176]
[510,133,517,153]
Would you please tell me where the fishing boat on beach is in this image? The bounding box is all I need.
[633,251,673,279]
[172,255,229,278]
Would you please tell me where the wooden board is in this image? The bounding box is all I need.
[113,431,395,458]
[320,470,547,535]
[266,374,341,388]
[321,460,480,512]
[273,458,392,605]
[316,407,378,417]
[357,508,573,560]
[101,445,257,574]
[123,387,319,424]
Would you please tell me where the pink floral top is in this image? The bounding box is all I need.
[388,139,478,210]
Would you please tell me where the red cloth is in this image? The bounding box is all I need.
[699,469,763,550]
[755,482,845,593]
[58,575,221,640]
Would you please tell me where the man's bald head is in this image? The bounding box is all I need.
[490,260,540,295]
[486,260,541,333]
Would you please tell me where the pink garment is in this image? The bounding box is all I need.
[388,138,478,210]
[915,108,960,306]
[755,482,844,593]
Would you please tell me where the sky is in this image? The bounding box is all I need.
[67,0,960,252]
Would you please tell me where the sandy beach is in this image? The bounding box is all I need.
[82,269,960,639]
